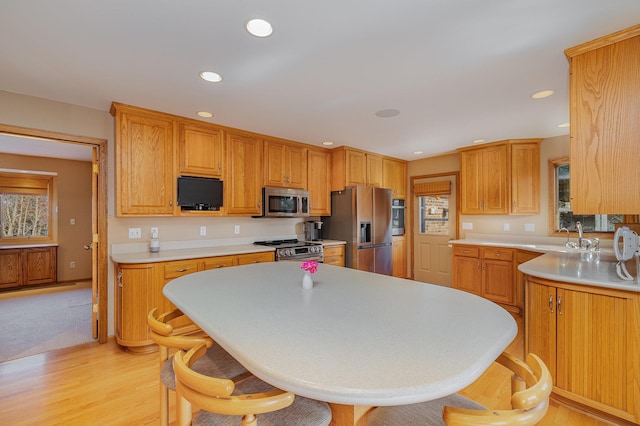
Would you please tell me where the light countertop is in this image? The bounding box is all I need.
[164,262,517,406]
[110,244,275,264]
[449,233,613,255]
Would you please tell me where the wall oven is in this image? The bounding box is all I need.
[259,187,310,218]
[392,198,405,236]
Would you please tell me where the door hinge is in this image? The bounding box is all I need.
[93,233,99,244]
[92,303,98,313]
[92,163,99,174]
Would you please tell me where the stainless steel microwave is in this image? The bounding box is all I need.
[260,187,310,218]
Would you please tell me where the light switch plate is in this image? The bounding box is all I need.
[462,222,473,230]
[128,228,141,239]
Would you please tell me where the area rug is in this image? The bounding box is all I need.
[0,284,94,362]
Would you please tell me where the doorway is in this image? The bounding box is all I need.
[411,174,458,286]
[0,124,108,344]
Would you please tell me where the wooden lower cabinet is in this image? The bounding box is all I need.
[452,245,514,307]
[526,276,640,424]
[514,250,542,309]
[323,245,345,267]
[114,251,274,352]
[0,246,57,290]
[391,236,407,278]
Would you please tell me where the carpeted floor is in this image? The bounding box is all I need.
[0,282,94,362]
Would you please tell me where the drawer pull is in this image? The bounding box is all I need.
[176,268,189,273]
[215,264,225,269]
[462,250,470,254]
[557,295,563,316]
[495,252,502,257]
[549,295,554,313]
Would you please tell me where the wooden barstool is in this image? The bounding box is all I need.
[148,308,250,426]
[174,342,333,426]
[368,352,552,426]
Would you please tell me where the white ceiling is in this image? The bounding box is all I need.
[1,1,639,161]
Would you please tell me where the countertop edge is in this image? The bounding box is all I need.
[110,244,276,264]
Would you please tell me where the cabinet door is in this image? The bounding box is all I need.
[459,149,484,214]
[345,150,367,186]
[511,142,540,214]
[382,158,407,199]
[392,235,407,278]
[115,107,175,215]
[264,140,287,187]
[525,280,557,381]
[0,249,22,288]
[323,245,345,267]
[178,122,224,177]
[569,34,640,214]
[225,132,263,215]
[116,264,156,346]
[482,258,513,305]
[482,144,508,214]
[452,255,482,295]
[286,144,308,189]
[307,149,331,215]
[366,153,383,187]
[23,247,57,285]
[556,289,628,411]
[237,251,274,265]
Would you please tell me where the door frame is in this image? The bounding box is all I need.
[0,123,108,343]
[409,172,460,280]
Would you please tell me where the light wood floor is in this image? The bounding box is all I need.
[0,314,615,425]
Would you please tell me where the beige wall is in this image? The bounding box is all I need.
[0,153,93,281]
[407,135,570,238]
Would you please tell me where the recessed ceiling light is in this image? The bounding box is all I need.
[412,151,423,155]
[322,141,334,146]
[197,111,213,118]
[375,109,400,118]
[472,139,485,144]
[557,122,570,128]
[531,90,554,99]
[200,71,222,83]
[246,19,273,37]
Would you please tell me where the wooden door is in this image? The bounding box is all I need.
[307,149,331,215]
[178,123,224,177]
[264,140,286,187]
[525,279,557,381]
[459,149,483,214]
[286,144,308,189]
[115,107,174,215]
[556,288,628,411]
[392,235,407,278]
[91,148,98,338]
[482,144,508,214]
[0,249,22,288]
[511,142,540,214]
[116,264,155,347]
[452,255,481,295]
[225,132,263,215]
[23,247,56,285]
[345,149,367,186]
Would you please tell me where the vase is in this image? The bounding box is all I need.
[302,271,314,289]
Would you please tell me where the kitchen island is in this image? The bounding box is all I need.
[519,251,640,425]
[164,261,517,425]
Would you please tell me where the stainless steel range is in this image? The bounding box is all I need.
[254,239,324,262]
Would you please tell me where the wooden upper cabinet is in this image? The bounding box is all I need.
[345,149,367,186]
[565,24,640,214]
[511,141,540,214]
[331,147,393,191]
[382,158,407,199]
[263,139,307,189]
[225,131,263,215]
[112,103,175,216]
[178,122,224,178]
[366,153,383,187]
[459,139,540,215]
[307,149,331,216]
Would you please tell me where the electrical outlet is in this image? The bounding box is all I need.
[200,226,207,236]
[150,227,159,239]
[234,225,240,234]
[525,223,535,232]
[70,261,76,268]
[503,223,510,232]
[462,222,473,230]
[128,228,142,239]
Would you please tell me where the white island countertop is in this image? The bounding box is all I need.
[164,262,517,406]
[519,251,640,292]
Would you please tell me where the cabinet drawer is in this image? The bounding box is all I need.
[453,246,479,258]
[237,251,274,265]
[323,246,344,257]
[164,260,200,279]
[482,248,514,261]
[202,256,237,270]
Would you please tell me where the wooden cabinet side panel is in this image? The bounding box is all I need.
[482,144,508,214]
[308,150,331,215]
[459,150,483,214]
[392,236,407,278]
[556,289,628,412]
[525,280,557,381]
[116,264,156,345]
[570,36,640,214]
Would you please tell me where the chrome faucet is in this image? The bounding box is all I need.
[575,221,593,250]
[560,227,578,249]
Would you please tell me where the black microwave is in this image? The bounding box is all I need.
[259,187,310,218]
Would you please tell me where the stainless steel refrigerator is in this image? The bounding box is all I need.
[322,186,393,275]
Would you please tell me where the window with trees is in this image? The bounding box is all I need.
[549,158,622,236]
[0,171,57,243]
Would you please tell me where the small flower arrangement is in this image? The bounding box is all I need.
[300,261,318,274]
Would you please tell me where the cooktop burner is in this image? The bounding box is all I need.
[254,239,323,261]
[254,239,320,248]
